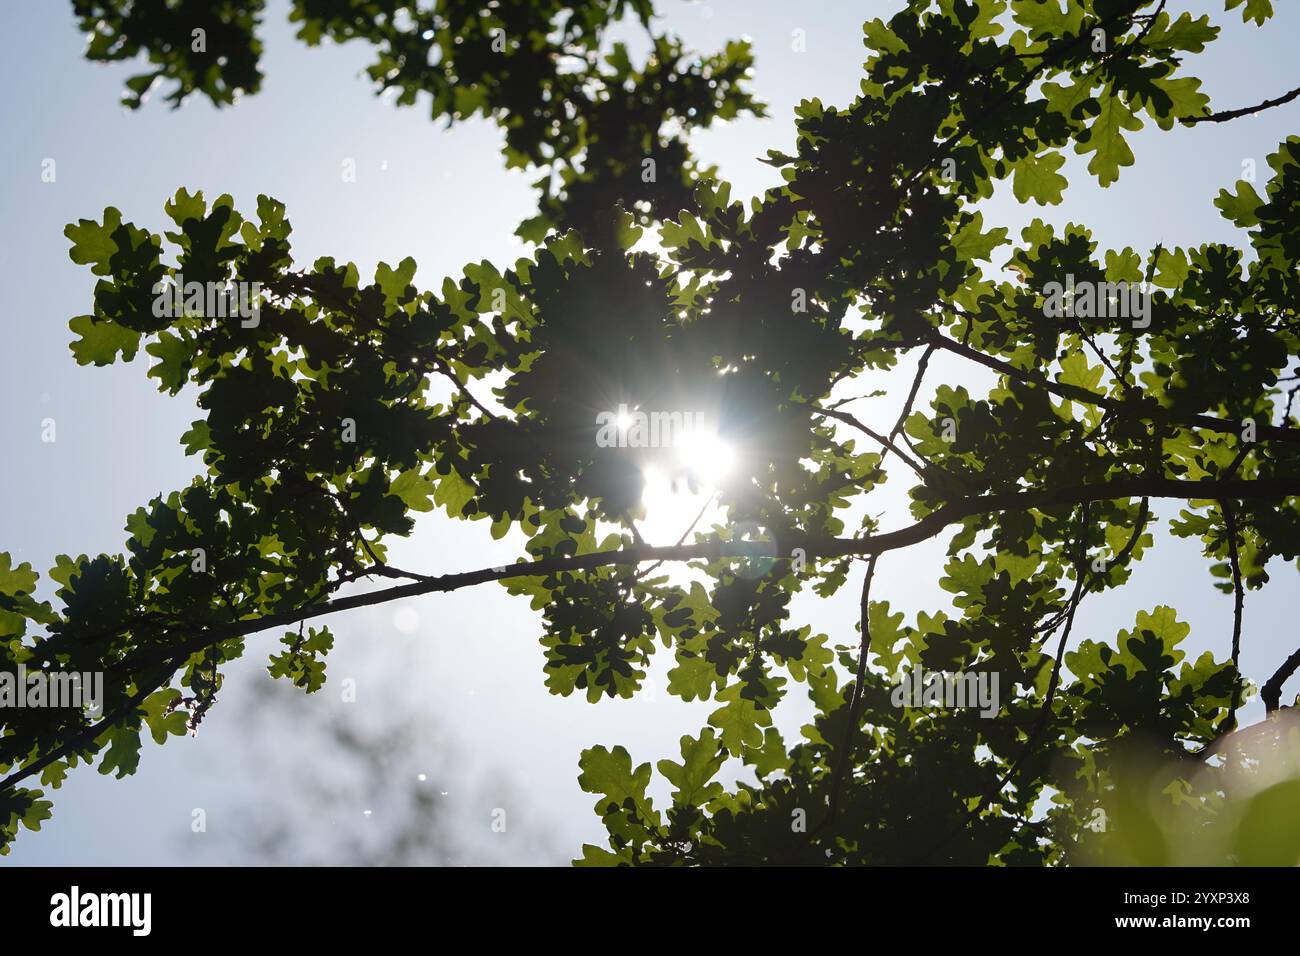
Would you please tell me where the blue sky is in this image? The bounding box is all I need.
[2,0,1298,864]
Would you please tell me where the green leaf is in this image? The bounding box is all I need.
[1011,0,1083,36]
[574,843,626,866]
[390,468,436,512]
[1147,76,1209,128]
[164,187,207,226]
[667,651,723,702]
[951,211,1009,262]
[1142,13,1218,53]
[515,214,552,244]
[1042,76,1096,122]
[19,798,53,833]
[433,469,475,517]
[145,330,190,390]
[1077,95,1142,187]
[69,314,141,366]
[744,727,792,777]
[97,723,143,779]
[659,212,717,252]
[0,554,39,597]
[65,208,122,275]
[613,208,643,251]
[656,729,725,806]
[1124,606,1190,654]
[375,256,418,304]
[1152,246,1190,289]
[1214,181,1263,228]
[868,600,907,674]
[578,745,657,823]
[1057,350,1104,394]
[1012,151,1068,205]
[708,684,772,751]
[1225,0,1274,26]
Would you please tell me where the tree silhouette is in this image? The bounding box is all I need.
[3,0,1300,864]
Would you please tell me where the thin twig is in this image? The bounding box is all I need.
[889,344,936,446]
[815,405,932,483]
[1183,84,1300,126]
[1214,500,1245,737]
[820,555,878,832]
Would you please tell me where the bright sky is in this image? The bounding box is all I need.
[2,0,1298,863]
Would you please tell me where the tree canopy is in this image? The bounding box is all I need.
[4,0,1300,865]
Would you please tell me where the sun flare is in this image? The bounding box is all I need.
[636,428,735,545]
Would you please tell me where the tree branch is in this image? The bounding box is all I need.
[1207,498,1247,742]
[815,405,932,483]
[0,664,174,795]
[890,344,935,447]
[925,325,1300,444]
[820,555,878,831]
[6,474,1298,796]
[432,355,499,422]
[80,474,1300,677]
[1182,84,1300,126]
[1262,645,1300,714]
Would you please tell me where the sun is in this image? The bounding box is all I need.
[673,428,736,488]
[636,428,735,546]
